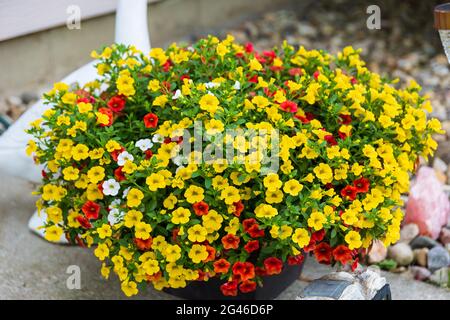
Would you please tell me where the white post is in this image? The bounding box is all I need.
[115,0,151,53]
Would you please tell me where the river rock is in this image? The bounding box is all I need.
[405,167,450,240]
[410,266,431,281]
[428,246,450,272]
[387,243,414,266]
[368,240,387,264]
[400,223,419,243]
[439,228,450,245]
[413,248,428,267]
[429,267,449,286]
[410,236,440,249]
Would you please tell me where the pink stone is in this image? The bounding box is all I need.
[405,166,450,240]
[368,240,387,264]
[440,228,450,245]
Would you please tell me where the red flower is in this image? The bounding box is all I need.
[232,201,244,217]
[314,242,332,264]
[81,201,100,220]
[287,254,305,266]
[180,74,190,82]
[313,70,320,79]
[220,280,238,296]
[162,60,172,72]
[279,100,298,113]
[239,280,257,293]
[255,266,267,276]
[339,114,352,125]
[324,135,338,146]
[263,257,283,275]
[341,185,358,201]
[303,238,316,253]
[244,240,260,253]
[332,245,353,265]
[222,234,240,250]
[143,113,159,128]
[145,150,154,159]
[288,68,302,76]
[247,75,258,83]
[242,218,257,232]
[134,237,153,251]
[114,166,126,182]
[311,229,326,242]
[244,42,254,53]
[98,107,113,126]
[247,224,265,238]
[146,271,162,282]
[232,262,255,281]
[110,147,125,162]
[107,95,126,112]
[76,215,92,229]
[353,177,370,193]
[192,201,209,216]
[213,258,231,274]
[204,245,216,262]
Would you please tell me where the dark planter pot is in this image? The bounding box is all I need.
[164,260,305,300]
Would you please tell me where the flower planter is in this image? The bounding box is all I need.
[164,261,304,300]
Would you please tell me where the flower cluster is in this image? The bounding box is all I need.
[26,35,442,297]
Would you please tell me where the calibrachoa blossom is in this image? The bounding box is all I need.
[27,36,443,297]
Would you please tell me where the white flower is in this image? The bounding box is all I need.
[108,208,124,225]
[172,89,182,100]
[233,80,241,90]
[152,134,164,144]
[187,46,195,52]
[117,151,134,166]
[205,82,220,89]
[109,199,121,210]
[122,187,131,199]
[135,139,153,152]
[102,179,120,196]
[172,154,187,166]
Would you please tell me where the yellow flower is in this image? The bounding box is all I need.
[265,190,283,204]
[142,259,160,275]
[216,42,229,58]
[153,95,168,107]
[313,163,333,184]
[184,185,205,204]
[188,244,208,264]
[105,140,121,152]
[171,207,191,224]
[326,145,340,159]
[62,166,79,181]
[72,144,89,161]
[252,96,270,109]
[345,230,362,249]
[164,244,182,262]
[187,224,208,242]
[44,225,63,242]
[87,166,105,184]
[283,179,303,196]
[124,210,143,228]
[220,186,240,205]
[135,222,152,240]
[263,173,282,192]
[127,188,144,207]
[307,211,326,231]
[61,92,77,105]
[121,281,138,297]
[249,58,263,71]
[146,173,167,191]
[202,210,223,231]
[122,160,137,174]
[100,263,110,279]
[77,102,93,113]
[97,224,112,239]
[116,75,135,96]
[148,79,160,92]
[150,48,168,65]
[94,243,109,261]
[163,194,178,209]
[199,94,220,114]
[292,228,310,248]
[205,119,224,135]
[254,203,278,219]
